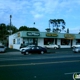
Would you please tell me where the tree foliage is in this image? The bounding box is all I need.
[0,23,7,40]
[28,27,39,31]
[18,26,28,31]
[6,25,18,34]
[49,19,66,32]
[19,26,39,31]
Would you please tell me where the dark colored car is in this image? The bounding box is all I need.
[73,47,80,53]
[21,46,47,55]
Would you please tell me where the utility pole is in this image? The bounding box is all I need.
[10,15,12,35]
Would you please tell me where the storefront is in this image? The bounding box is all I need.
[9,31,80,50]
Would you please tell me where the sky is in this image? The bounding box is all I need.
[0,0,80,33]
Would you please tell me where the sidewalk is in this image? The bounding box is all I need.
[0,48,73,55]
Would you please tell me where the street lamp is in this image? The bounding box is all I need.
[10,15,12,35]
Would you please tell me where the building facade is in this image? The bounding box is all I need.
[9,31,80,50]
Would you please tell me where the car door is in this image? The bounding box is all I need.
[36,46,41,53]
[30,46,37,53]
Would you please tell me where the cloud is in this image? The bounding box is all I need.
[0,0,80,30]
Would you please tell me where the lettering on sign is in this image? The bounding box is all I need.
[64,34,74,39]
[46,33,58,37]
[27,32,40,36]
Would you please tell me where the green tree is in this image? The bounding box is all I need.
[0,23,7,40]
[49,19,66,32]
[28,27,39,31]
[6,25,18,34]
[19,26,39,31]
[19,26,28,31]
[0,23,8,46]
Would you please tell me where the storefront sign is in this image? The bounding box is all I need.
[64,34,75,39]
[27,32,40,36]
[17,32,20,37]
[46,33,58,37]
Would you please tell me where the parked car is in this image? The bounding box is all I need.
[0,45,6,53]
[72,43,80,48]
[21,46,47,55]
[44,44,59,49]
[73,47,80,53]
[20,45,35,51]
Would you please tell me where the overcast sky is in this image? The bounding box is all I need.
[0,0,80,33]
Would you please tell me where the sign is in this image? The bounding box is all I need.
[46,33,58,37]
[73,73,80,80]
[27,32,40,36]
[64,34,75,39]
[17,32,20,37]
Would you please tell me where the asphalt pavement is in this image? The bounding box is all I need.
[0,52,80,80]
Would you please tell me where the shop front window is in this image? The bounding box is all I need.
[13,39,15,44]
[17,38,20,44]
[76,39,80,44]
[44,38,54,45]
[61,39,70,45]
[23,38,38,46]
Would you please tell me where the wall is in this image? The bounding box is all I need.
[57,39,61,45]
[60,45,71,48]
[13,44,20,50]
[9,35,14,48]
[73,39,76,45]
[38,38,44,47]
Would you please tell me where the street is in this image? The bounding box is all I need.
[0,49,80,80]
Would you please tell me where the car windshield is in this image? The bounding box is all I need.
[26,46,32,49]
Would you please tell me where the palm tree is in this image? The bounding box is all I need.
[49,19,66,32]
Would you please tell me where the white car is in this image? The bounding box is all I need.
[20,45,35,51]
[72,44,80,48]
[0,45,6,52]
[44,44,59,49]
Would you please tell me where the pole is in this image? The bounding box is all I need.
[10,15,12,35]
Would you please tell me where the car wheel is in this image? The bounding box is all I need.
[23,52,28,55]
[41,51,44,54]
[26,52,29,55]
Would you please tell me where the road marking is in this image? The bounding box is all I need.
[64,72,80,75]
[0,60,80,67]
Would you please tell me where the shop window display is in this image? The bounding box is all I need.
[44,38,54,45]
[61,39,70,45]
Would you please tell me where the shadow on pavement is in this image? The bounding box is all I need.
[6,48,20,52]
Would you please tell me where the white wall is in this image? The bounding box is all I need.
[13,44,20,50]
[60,45,71,48]
[73,39,76,45]
[57,39,60,45]
[9,33,23,49]
[38,38,44,47]
[9,35,14,48]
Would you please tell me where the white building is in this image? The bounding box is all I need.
[9,31,80,50]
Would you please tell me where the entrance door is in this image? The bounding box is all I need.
[33,38,38,45]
